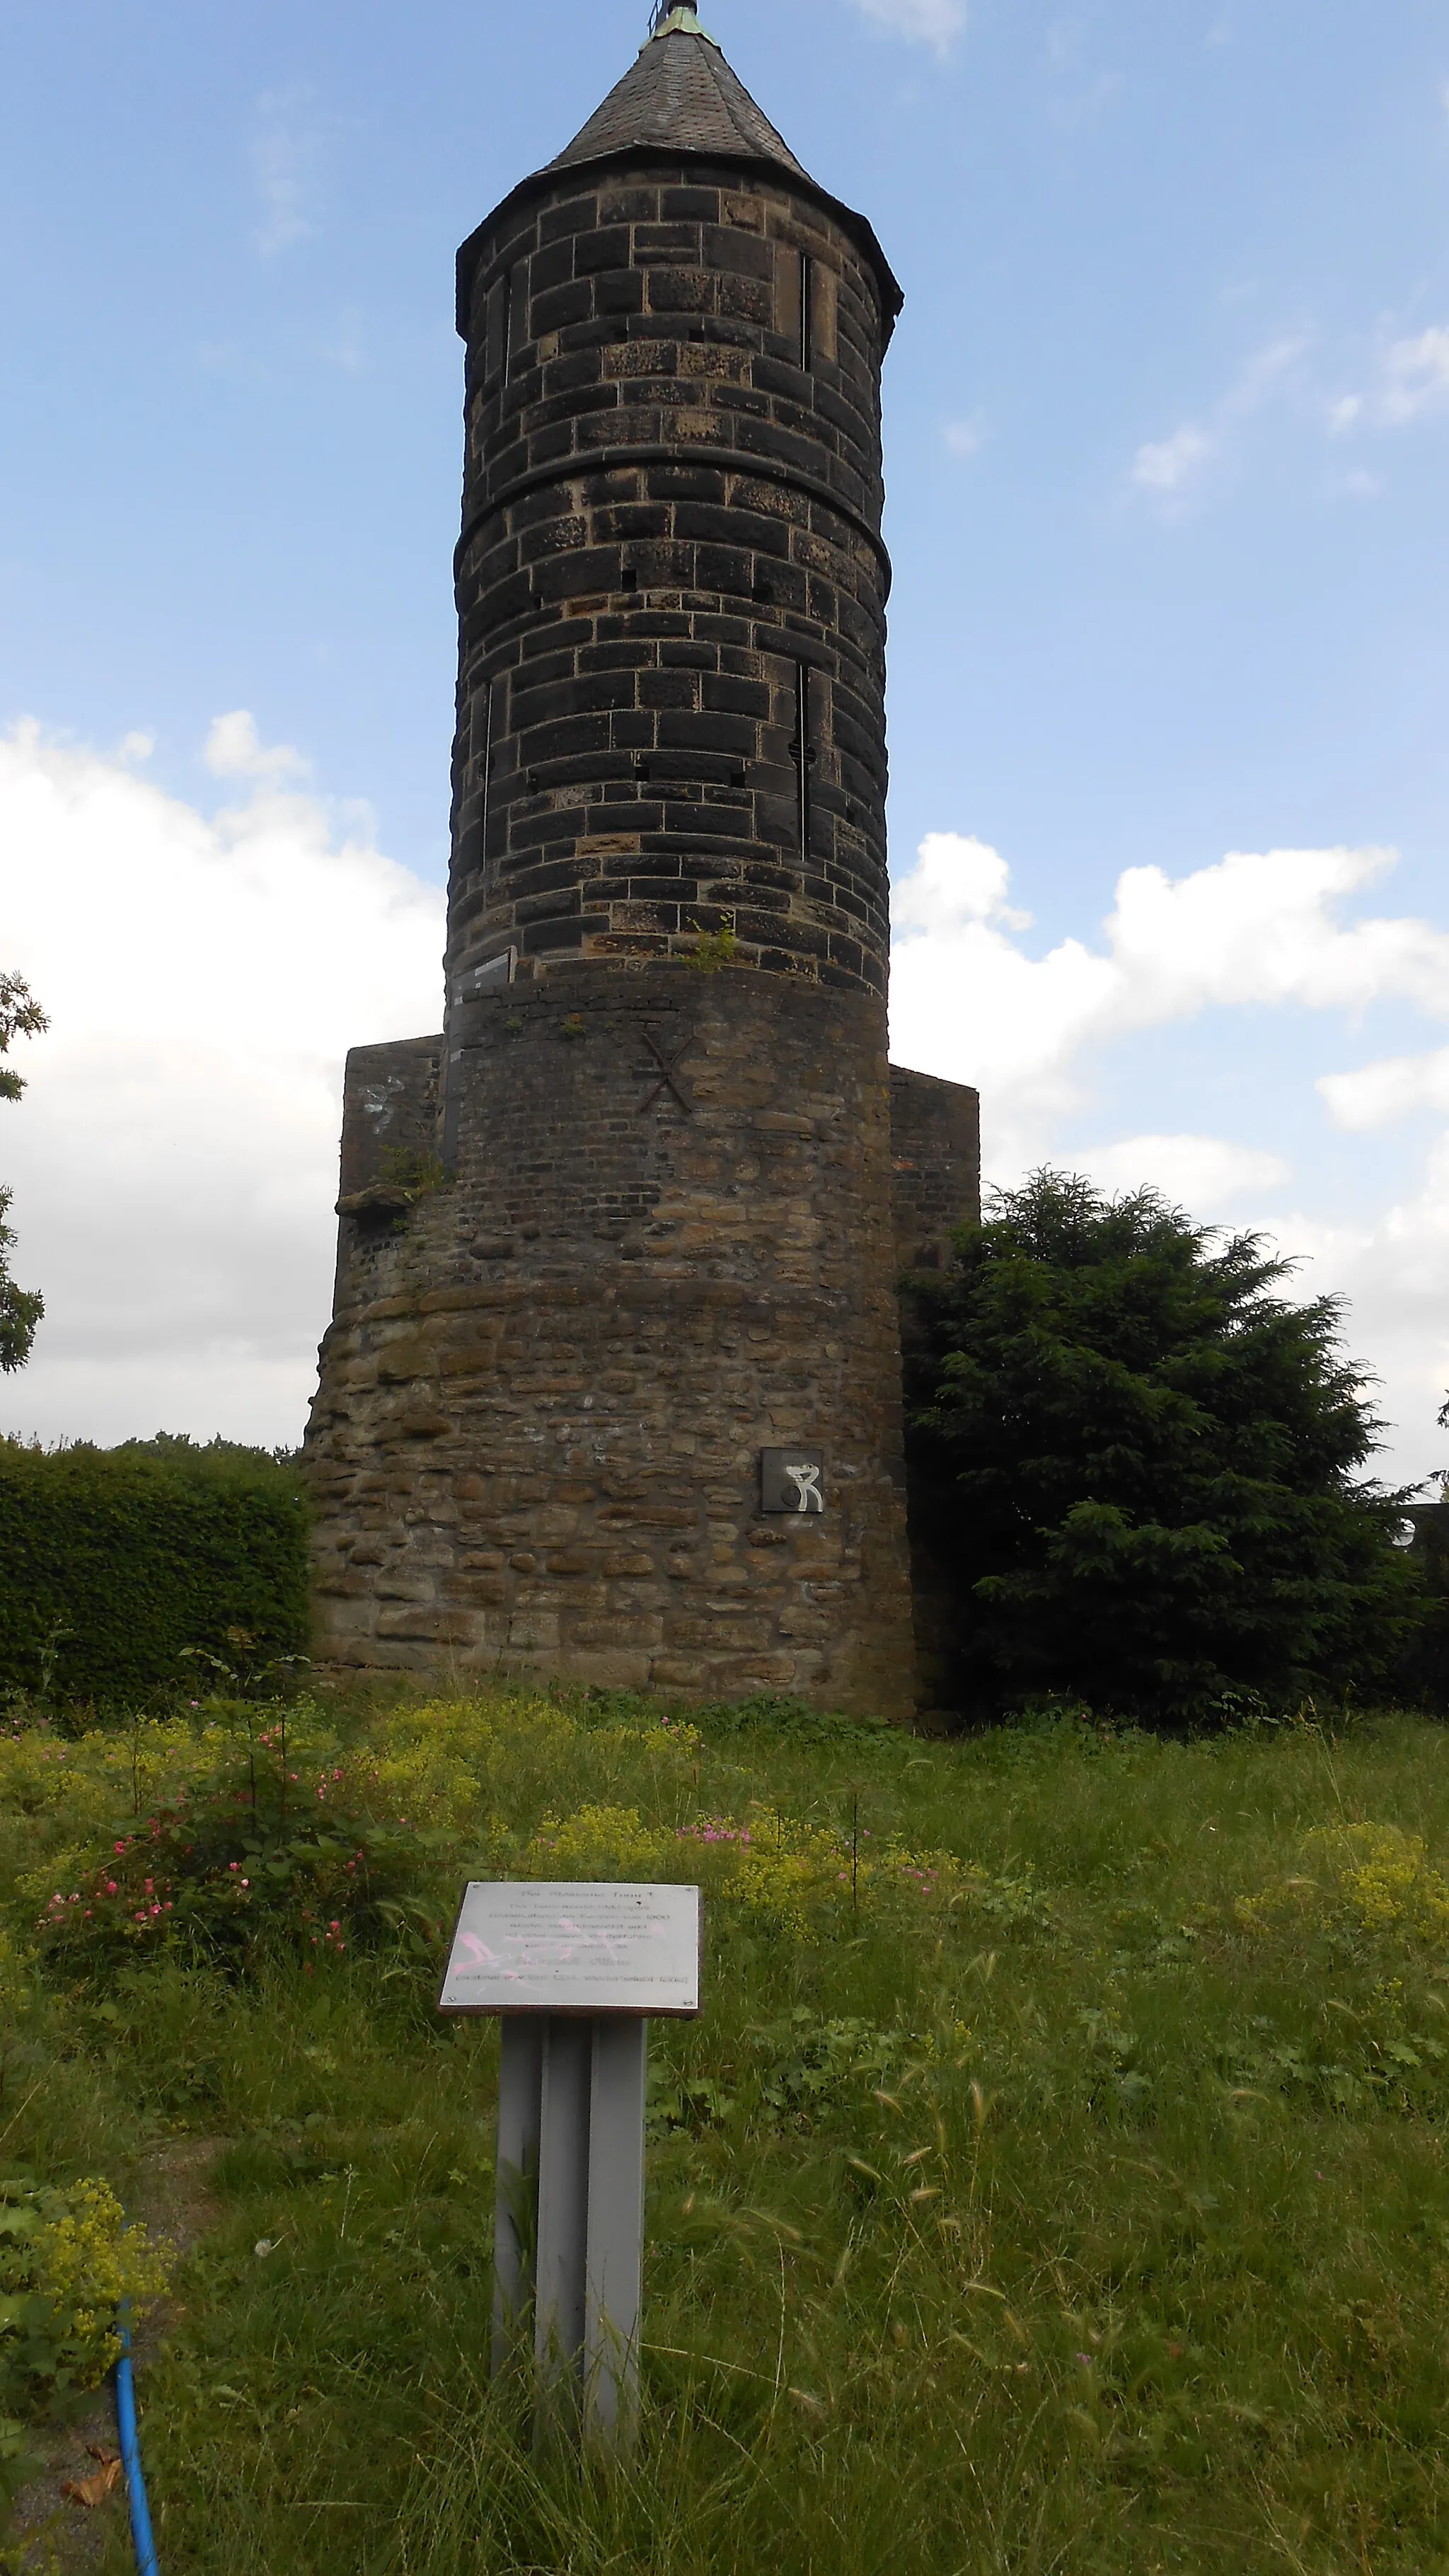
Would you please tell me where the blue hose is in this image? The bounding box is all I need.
[115,2326,160,2576]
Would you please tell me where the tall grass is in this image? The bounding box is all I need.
[4,1692,1449,2572]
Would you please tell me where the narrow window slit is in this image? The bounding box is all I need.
[793,663,813,856]
[473,681,494,877]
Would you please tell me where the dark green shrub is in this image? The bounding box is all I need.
[0,1436,309,1704]
[905,1171,1423,1726]
[1399,1503,1449,1711]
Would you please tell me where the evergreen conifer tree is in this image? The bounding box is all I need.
[906,1170,1420,1722]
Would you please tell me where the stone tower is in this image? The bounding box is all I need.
[304,4,980,1721]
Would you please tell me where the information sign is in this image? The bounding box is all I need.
[439,1880,702,2018]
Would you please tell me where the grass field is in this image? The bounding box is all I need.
[3,1685,1449,2574]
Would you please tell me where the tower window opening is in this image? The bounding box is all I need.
[485,271,512,383]
[473,681,494,877]
[776,245,813,369]
[792,662,814,856]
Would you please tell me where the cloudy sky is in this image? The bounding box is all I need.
[3,0,1448,1484]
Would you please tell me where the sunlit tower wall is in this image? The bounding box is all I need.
[304,6,980,1719]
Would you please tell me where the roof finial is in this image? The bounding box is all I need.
[647,3,711,37]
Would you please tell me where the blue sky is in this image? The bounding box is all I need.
[3,0,1448,1479]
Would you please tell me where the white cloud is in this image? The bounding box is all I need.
[0,719,444,1449]
[894,832,1032,932]
[1133,424,1213,494]
[1379,325,1449,424]
[252,89,321,257]
[1082,1133,1292,1209]
[890,832,1448,1148]
[1133,335,1308,504]
[204,707,310,784]
[1329,323,1449,434]
[943,411,986,461]
[845,0,966,52]
[1320,1046,1449,1132]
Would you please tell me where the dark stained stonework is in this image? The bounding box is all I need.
[890,1068,982,1276]
[304,16,980,1718]
[447,156,897,1012]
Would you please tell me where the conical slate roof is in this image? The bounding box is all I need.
[458,8,901,335]
[550,10,810,185]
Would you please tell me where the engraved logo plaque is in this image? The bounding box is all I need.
[760,1447,826,1515]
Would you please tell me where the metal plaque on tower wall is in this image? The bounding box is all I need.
[759,1448,826,1515]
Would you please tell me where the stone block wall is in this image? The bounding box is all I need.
[445,161,894,1017]
[307,964,918,1719]
[890,1066,981,1276]
[336,1038,443,1201]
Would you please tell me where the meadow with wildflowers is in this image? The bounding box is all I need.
[2,1683,1449,2572]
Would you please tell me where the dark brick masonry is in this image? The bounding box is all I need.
[446,160,897,1010]
[304,13,979,1718]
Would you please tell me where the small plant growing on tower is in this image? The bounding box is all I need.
[379,1146,454,1202]
[687,919,740,973]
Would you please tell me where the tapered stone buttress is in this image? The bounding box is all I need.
[304,6,981,1722]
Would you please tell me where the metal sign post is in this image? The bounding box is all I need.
[439,1881,703,2447]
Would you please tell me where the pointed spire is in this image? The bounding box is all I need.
[550,10,807,182]
[458,11,902,345]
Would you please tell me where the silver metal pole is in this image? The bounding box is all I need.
[491,2015,544,2375]
[533,2017,592,2418]
[584,2015,649,2447]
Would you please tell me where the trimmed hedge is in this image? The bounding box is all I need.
[0,1436,310,1704]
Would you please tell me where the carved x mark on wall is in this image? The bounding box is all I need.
[638,1026,695,1116]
